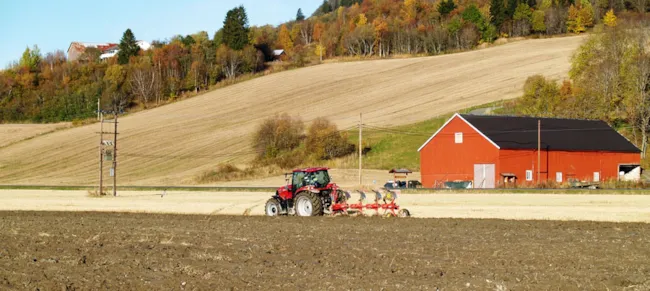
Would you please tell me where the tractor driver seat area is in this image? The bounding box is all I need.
[292,172,306,192]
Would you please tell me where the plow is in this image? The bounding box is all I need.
[265,167,410,217]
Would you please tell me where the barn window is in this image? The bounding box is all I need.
[455,132,463,144]
[556,172,563,183]
[594,172,600,182]
[526,170,533,181]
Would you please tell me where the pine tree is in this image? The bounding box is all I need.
[318,0,332,14]
[438,0,457,17]
[222,6,250,51]
[490,0,506,30]
[117,29,140,65]
[297,8,305,21]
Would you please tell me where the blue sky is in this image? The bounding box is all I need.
[0,0,321,67]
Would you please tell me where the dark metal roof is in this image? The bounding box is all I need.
[389,168,413,174]
[460,114,641,153]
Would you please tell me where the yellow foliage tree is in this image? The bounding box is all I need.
[567,4,585,33]
[357,13,368,26]
[315,44,326,61]
[603,9,617,27]
[402,0,418,24]
[278,24,293,52]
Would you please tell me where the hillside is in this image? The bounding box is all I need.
[0,36,585,186]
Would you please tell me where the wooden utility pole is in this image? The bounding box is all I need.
[98,113,104,195]
[358,113,363,186]
[112,111,118,197]
[538,120,541,183]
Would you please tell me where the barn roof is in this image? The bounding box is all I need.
[418,113,640,153]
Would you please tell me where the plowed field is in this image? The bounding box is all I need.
[1,212,649,290]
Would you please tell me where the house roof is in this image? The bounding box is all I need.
[418,113,640,153]
[67,42,118,53]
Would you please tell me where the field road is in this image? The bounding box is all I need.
[2,189,649,222]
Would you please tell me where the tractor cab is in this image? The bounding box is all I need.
[289,168,331,192]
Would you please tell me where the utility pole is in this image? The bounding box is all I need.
[98,113,104,195]
[358,113,363,186]
[112,110,118,197]
[97,98,100,120]
[538,120,541,183]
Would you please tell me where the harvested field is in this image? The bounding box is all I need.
[1,211,649,290]
[2,189,650,222]
[0,123,70,148]
[0,36,585,186]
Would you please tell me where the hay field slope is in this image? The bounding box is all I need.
[0,123,70,148]
[0,36,585,185]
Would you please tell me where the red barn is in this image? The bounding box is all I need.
[418,114,641,188]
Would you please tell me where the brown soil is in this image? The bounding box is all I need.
[1,211,649,290]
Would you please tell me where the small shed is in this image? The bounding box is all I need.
[389,168,412,181]
[273,49,286,61]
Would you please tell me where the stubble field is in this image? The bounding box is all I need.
[0,36,585,186]
[1,211,649,290]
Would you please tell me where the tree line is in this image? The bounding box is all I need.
[1,0,649,122]
[504,17,650,157]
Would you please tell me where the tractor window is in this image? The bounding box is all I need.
[292,172,306,189]
[307,170,330,188]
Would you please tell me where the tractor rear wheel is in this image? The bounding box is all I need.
[294,192,323,217]
[265,198,282,216]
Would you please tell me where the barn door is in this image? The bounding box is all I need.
[474,164,495,189]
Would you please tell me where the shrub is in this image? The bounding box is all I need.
[305,117,355,160]
[253,113,304,160]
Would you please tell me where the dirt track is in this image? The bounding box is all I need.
[1,211,649,290]
[2,189,650,222]
[0,36,585,186]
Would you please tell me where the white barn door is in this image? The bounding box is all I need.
[474,164,495,189]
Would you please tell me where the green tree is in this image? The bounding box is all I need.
[222,6,250,50]
[532,10,547,33]
[213,28,224,46]
[513,3,533,36]
[462,4,484,24]
[438,0,457,17]
[117,29,140,65]
[317,0,332,15]
[19,45,41,71]
[297,8,305,21]
[490,0,506,30]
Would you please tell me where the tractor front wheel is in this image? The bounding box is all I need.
[265,198,282,216]
[294,192,323,217]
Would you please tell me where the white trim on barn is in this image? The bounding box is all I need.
[417,113,501,152]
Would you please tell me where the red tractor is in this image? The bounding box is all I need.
[265,167,410,217]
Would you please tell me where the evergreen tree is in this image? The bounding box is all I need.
[506,0,519,18]
[117,29,140,65]
[318,0,332,15]
[438,0,457,17]
[490,0,506,29]
[222,6,250,51]
[297,8,305,21]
